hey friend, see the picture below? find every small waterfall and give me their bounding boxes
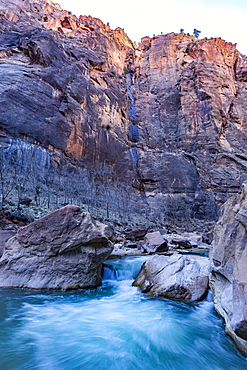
[103,265,133,281]
[205,289,213,302]
[103,256,148,281]
[1,255,247,369]
[103,265,118,280]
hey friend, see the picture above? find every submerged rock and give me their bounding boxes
[0,205,114,289]
[133,253,210,301]
[210,181,247,356]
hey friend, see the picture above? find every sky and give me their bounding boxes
[57,0,247,55]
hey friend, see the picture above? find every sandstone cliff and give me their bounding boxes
[1,0,247,230]
[133,34,247,226]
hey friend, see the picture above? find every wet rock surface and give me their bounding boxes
[0,205,114,289]
[133,253,210,301]
[210,181,247,356]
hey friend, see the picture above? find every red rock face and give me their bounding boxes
[134,34,240,153]
[1,0,247,229]
[132,34,247,222]
[0,0,134,173]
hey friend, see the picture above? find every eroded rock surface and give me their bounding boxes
[1,0,247,229]
[133,34,247,226]
[210,181,247,356]
[0,205,114,289]
[133,253,210,301]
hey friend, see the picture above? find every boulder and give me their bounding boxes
[144,231,168,253]
[111,240,147,257]
[124,227,147,240]
[133,253,210,301]
[170,238,192,249]
[209,181,247,356]
[0,205,114,289]
[163,232,210,253]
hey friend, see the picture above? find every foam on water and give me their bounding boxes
[0,256,246,370]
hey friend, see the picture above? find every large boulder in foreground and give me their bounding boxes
[133,254,210,301]
[210,181,247,356]
[0,205,114,289]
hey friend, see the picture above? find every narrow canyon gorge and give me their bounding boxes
[1,0,247,230]
[1,0,247,364]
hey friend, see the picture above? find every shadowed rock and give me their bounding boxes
[124,227,147,240]
[210,181,247,356]
[0,230,15,257]
[0,205,114,289]
[133,253,210,301]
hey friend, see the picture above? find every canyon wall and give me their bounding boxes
[1,0,247,229]
[210,181,247,356]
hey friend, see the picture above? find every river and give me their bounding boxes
[0,256,246,369]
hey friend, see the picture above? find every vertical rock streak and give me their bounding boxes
[9,139,51,176]
[126,72,136,123]
[126,72,147,202]
[126,72,139,175]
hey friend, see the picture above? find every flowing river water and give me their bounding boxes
[0,256,246,370]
